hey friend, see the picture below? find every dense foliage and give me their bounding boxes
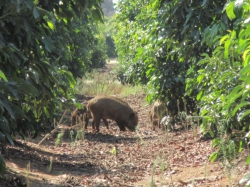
[105,15,118,58]
[0,0,104,175]
[186,1,250,162]
[115,0,226,103]
[114,0,250,164]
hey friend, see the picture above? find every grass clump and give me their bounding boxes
[55,129,64,147]
[26,161,30,187]
[75,69,144,97]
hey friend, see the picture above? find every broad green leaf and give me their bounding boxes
[240,64,250,79]
[184,9,193,26]
[28,70,40,84]
[36,7,54,19]
[65,71,75,88]
[0,155,6,177]
[8,43,28,61]
[197,91,203,100]
[63,18,67,24]
[3,132,14,145]
[0,82,18,99]
[209,152,218,163]
[186,66,194,75]
[244,74,250,84]
[24,0,33,9]
[74,29,80,33]
[211,138,220,147]
[246,25,250,35]
[211,24,218,38]
[209,128,215,138]
[227,88,245,108]
[33,7,40,19]
[232,101,250,116]
[229,30,236,41]
[225,2,236,20]
[181,25,189,36]
[213,45,224,56]
[246,156,250,165]
[197,74,204,84]
[0,97,14,119]
[47,21,54,30]
[201,53,210,58]
[91,8,104,23]
[136,47,144,57]
[0,118,10,133]
[201,0,208,7]
[237,110,250,121]
[19,82,39,96]
[17,0,23,13]
[0,70,7,82]
[0,131,5,143]
[243,49,250,61]
[219,35,229,45]
[239,140,243,152]
[218,70,232,82]
[224,40,231,59]
[243,55,250,67]
[234,0,243,18]
[41,36,55,52]
[11,104,25,118]
[244,17,250,25]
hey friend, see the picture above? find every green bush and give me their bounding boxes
[186,0,250,162]
[114,0,225,110]
[0,0,104,176]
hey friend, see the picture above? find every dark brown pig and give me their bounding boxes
[149,100,167,130]
[87,95,138,132]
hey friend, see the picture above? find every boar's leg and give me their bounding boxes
[84,115,89,130]
[93,117,101,133]
[89,118,108,132]
[116,119,126,131]
[91,119,96,131]
[102,118,109,129]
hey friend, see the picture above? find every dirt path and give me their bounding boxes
[1,94,248,187]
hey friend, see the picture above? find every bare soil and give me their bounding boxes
[0,61,249,187]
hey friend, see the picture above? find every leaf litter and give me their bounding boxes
[1,94,249,187]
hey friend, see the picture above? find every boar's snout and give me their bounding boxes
[128,126,136,131]
[127,112,138,131]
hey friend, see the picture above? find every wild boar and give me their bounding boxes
[71,102,109,130]
[149,100,167,130]
[87,95,138,132]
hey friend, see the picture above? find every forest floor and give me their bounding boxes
[0,60,249,187]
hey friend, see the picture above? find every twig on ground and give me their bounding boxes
[178,176,218,185]
[38,109,67,145]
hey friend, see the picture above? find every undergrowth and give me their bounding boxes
[75,69,143,97]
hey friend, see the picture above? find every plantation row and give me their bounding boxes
[113,0,250,170]
[0,0,108,175]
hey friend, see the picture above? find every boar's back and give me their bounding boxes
[88,95,137,123]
